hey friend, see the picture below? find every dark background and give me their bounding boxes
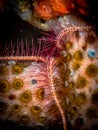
[0,0,98,44]
[0,10,40,43]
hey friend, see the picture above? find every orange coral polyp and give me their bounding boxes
[34,0,70,20]
[50,0,68,14]
[34,0,90,20]
[34,1,53,20]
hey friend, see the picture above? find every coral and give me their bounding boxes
[65,41,73,49]
[72,62,80,71]
[11,104,21,113]
[87,50,96,59]
[16,0,30,8]
[85,64,98,77]
[34,0,54,20]
[85,106,97,119]
[37,116,47,123]
[65,53,72,62]
[0,79,10,93]
[74,50,83,61]
[82,44,87,50]
[91,89,98,105]
[19,114,30,124]
[30,105,42,114]
[12,65,23,74]
[66,69,71,77]
[31,79,37,85]
[12,78,23,90]
[76,76,87,89]
[0,13,97,130]
[36,88,45,100]
[67,92,76,101]
[20,90,32,103]
[75,92,87,106]
[68,82,75,89]
[0,66,8,76]
[8,94,16,100]
[34,0,74,20]
[68,106,78,118]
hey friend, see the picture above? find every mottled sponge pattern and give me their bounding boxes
[60,28,98,130]
[0,57,64,129]
[0,24,98,130]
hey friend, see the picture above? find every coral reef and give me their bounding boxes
[0,11,98,130]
